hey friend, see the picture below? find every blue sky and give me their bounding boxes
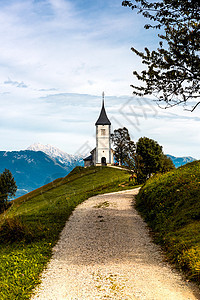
[0,0,199,159]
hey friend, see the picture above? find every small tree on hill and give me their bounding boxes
[112,127,175,183]
[160,154,175,173]
[136,137,163,182]
[136,138,175,182]
[0,169,17,211]
[111,127,136,165]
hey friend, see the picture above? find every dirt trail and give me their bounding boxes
[32,188,200,300]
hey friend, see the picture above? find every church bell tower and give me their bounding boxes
[95,92,111,166]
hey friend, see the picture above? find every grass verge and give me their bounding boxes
[136,160,200,284]
[0,166,138,299]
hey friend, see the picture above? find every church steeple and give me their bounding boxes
[95,92,111,126]
[84,92,114,167]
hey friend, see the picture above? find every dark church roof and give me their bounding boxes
[95,100,111,126]
[83,154,93,161]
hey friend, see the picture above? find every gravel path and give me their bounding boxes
[32,188,200,300]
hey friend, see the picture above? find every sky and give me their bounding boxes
[0,0,199,159]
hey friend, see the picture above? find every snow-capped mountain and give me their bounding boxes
[27,143,84,168]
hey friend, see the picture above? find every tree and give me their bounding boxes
[122,0,200,111]
[135,139,175,182]
[111,127,136,165]
[160,154,175,173]
[0,169,17,211]
[112,128,174,183]
[136,137,163,181]
[131,153,147,183]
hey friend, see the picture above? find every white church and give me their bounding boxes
[84,93,114,167]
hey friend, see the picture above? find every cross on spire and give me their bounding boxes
[102,91,105,104]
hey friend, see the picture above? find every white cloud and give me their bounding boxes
[4,78,28,88]
[0,91,199,158]
[0,0,146,95]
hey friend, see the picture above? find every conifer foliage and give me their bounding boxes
[122,0,200,111]
[0,169,17,211]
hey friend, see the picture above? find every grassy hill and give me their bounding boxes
[136,160,200,284]
[0,166,135,300]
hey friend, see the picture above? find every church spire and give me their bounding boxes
[102,91,105,104]
[95,92,111,125]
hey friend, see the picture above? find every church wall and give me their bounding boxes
[84,160,92,168]
[111,149,115,165]
[91,148,96,165]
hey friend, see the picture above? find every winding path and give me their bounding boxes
[32,188,200,300]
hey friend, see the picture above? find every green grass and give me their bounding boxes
[0,166,137,299]
[136,160,200,284]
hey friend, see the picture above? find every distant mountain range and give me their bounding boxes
[166,154,196,168]
[0,143,196,199]
[0,144,84,198]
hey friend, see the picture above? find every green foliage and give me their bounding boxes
[136,137,174,182]
[136,137,163,177]
[112,129,174,183]
[122,0,200,111]
[160,154,175,173]
[0,166,137,299]
[136,160,200,282]
[111,127,136,165]
[0,169,17,212]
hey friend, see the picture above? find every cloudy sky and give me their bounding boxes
[0,0,199,159]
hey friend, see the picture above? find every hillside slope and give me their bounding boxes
[0,166,134,300]
[136,160,200,283]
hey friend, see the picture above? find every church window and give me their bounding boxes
[101,129,106,136]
